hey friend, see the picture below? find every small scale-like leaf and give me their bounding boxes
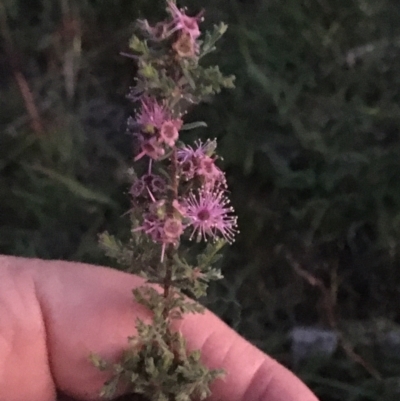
[182,67,196,90]
[89,353,108,370]
[129,35,149,54]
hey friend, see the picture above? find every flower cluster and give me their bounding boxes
[131,138,237,260]
[127,1,238,262]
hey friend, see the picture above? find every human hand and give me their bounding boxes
[0,255,318,401]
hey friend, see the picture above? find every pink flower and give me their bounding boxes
[163,217,184,240]
[159,119,183,147]
[130,173,166,199]
[197,155,225,188]
[180,158,196,180]
[184,189,238,243]
[167,2,203,40]
[177,139,226,189]
[138,3,203,44]
[161,217,184,261]
[143,173,167,194]
[177,139,217,162]
[136,96,169,133]
[177,143,196,166]
[172,32,200,58]
[134,97,184,158]
[134,136,165,161]
[134,213,164,243]
[135,213,185,262]
[130,179,145,198]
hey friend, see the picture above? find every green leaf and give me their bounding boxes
[98,232,133,267]
[181,66,196,90]
[201,22,229,58]
[181,121,208,131]
[197,240,226,269]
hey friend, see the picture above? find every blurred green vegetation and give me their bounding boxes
[3,0,400,399]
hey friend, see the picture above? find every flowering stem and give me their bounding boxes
[93,3,237,399]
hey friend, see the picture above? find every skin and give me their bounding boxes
[0,255,319,401]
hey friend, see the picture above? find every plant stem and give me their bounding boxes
[162,249,173,321]
[287,252,382,381]
[162,148,179,321]
[170,147,179,200]
[0,2,44,135]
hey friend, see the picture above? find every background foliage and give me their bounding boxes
[2,0,400,399]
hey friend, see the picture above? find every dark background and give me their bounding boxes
[2,0,400,399]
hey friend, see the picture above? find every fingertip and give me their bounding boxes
[177,310,319,401]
